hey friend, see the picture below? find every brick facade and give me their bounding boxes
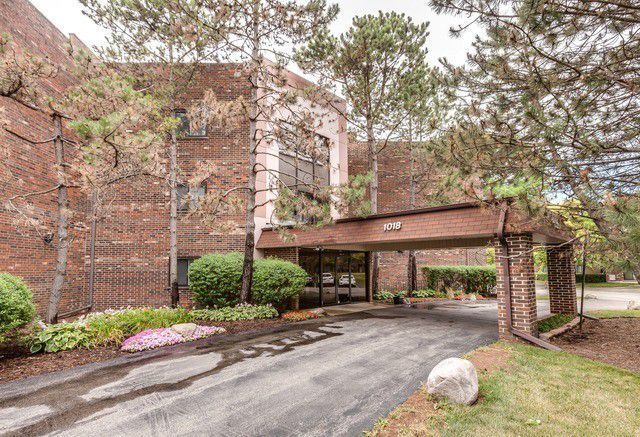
[547,245,578,315]
[0,0,345,313]
[349,140,487,291]
[494,234,537,338]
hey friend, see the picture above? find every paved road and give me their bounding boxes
[0,303,498,437]
[537,283,640,317]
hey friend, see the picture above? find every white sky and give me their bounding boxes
[31,0,477,69]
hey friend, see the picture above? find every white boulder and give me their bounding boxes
[627,301,640,310]
[426,357,478,405]
[171,323,198,337]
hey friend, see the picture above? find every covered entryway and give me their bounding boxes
[257,201,577,340]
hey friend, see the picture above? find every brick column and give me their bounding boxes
[547,244,577,315]
[494,234,538,338]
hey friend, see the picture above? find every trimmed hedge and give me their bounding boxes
[188,253,306,309]
[0,273,36,341]
[536,273,607,283]
[422,266,497,297]
[189,253,244,308]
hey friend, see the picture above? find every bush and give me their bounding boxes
[189,253,244,308]
[0,273,36,341]
[29,307,193,353]
[411,289,445,299]
[374,290,395,301]
[422,266,497,297]
[30,322,92,353]
[252,258,307,309]
[536,273,548,281]
[188,253,306,309]
[190,304,278,322]
[82,307,193,346]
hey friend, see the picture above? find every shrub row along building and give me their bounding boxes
[2,0,578,339]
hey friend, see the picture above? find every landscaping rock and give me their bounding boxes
[171,323,197,337]
[426,357,478,405]
[627,301,640,310]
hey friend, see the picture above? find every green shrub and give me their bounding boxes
[422,266,497,297]
[576,273,607,283]
[188,253,306,308]
[0,273,36,341]
[538,314,574,333]
[252,258,307,309]
[84,307,192,346]
[190,304,278,322]
[30,322,92,353]
[374,290,395,301]
[536,273,548,281]
[189,253,244,308]
[411,289,445,298]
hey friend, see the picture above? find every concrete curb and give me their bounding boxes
[539,316,581,341]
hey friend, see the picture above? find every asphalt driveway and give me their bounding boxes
[0,302,498,437]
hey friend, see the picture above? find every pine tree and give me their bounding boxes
[297,12,431,294]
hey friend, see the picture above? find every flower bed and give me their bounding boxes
[121,325,226,352]
[281,310,320,322]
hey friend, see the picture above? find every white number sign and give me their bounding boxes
[383,221,402,232]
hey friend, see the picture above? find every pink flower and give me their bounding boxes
[121,326,226,352]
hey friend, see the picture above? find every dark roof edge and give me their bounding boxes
[260,201,494,231]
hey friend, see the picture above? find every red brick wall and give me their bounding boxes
[494,234,537,338]
[547,244,577,315]
[348,140,488,291]
[0,0,89,315]
[91,64,252,310]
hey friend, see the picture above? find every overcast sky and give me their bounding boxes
[31,0,477,69]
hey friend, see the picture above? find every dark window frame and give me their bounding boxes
[175,109,208,138]
[177,257,198,287]
[177,182,207,212]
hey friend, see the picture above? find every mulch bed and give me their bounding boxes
[0,317,292,385]
[553,318,640,373]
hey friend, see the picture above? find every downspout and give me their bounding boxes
[496,202,561,351]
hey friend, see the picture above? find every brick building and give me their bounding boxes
[0,0,348,314]
[348,141,488,291]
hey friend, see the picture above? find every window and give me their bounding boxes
[177,183,206,211]
[177,258,195,287]
[278,133,330,193]
[175,110,207,137]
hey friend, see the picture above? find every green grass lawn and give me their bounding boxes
[585,282,640,288]
[588,309,640,319]
[537,314,574,333]
[369,342,640,436]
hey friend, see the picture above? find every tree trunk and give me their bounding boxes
[169,126,179,306]
[168,50,179,307]
[407,135,417,293]
[46,114,70,323]
[240,1,260,304]
[368,129,380,296]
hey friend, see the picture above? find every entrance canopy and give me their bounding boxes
[257,202,570,252]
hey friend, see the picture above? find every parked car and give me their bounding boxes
[339,274,357,287]
[322,272,334,285]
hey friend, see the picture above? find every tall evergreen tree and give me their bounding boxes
[297,12,431,294]
[429,0,640,281]
[80,0,228,304]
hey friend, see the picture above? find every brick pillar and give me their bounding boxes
[547,244,577,315]
[494,234,538,338]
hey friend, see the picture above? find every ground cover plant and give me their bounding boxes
[587,310,640,319]
[367,342,640,436]
[120,326,226,352]
[0,273,36,342]
[190,304,278,322]
[422,266,496,297]
[537,314,575,333]
[281,310,320,322]
[29,305,279,354]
